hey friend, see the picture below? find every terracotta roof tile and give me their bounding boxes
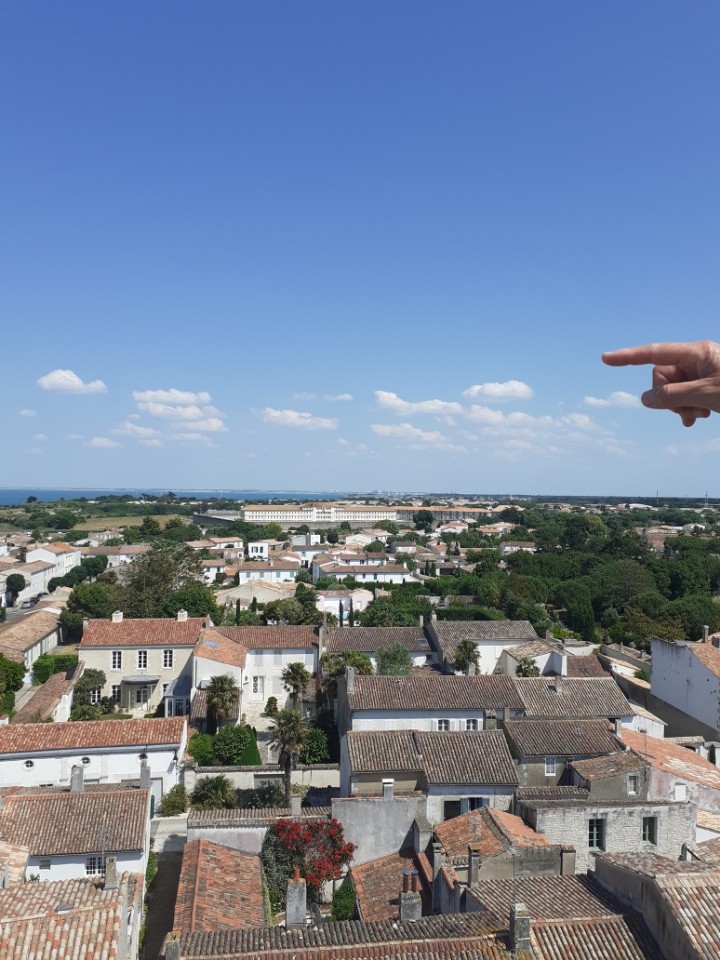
[195,628,247,668]
[187,807,332,829]
[503,719,622,758]
[0,716,186,755]
[434,808,551,861]
[351,848,430,921]
[348,675,523,712]
[10,669,77,724]
[514,677,631,719]
[570,751,648,781]
[531,914,660,960]
[564,655,608,678]
[0,840,30,886]
[0,789,150,856]
[689,640,720,679]
[469,874,626,925]
[174,840,264,932]
[0,611,61,655]
[621,728,720,788]
[80,617,206,648]
[324,627,431,655]
[217,626,318,649]
[428,620,539,661]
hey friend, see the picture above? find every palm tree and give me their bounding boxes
[454,638,479,675]
[281,662,311,710]
[206,674,240,734]
[269,709,309,805]
[189,775,237,810]
[515,656,540,677]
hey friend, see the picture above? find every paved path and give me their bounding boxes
[141,850,183,960]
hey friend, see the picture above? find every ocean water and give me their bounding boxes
[0,489,350,507]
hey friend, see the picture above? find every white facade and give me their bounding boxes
[651,638,720,736]
[349,707,522,733]
[315,589,374,622]
[243,646,316,726]
[26,544,81,579]
[235,562,299,585]
[28,846,147,884]
[426,784,514,822]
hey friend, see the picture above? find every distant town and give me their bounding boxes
[0,490,718,960]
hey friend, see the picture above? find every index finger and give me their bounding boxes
[602,342,704,367]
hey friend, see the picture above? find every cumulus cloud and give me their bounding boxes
[172,432,219,447]
[463,380,533,401]
[32,433,47,441]
[169,417,227,433]
[260,408,338,430]
[87,437,121,448]
[375,390,462,416]
[19,409,37,417]
[337,438,351,446]
[132,388,212,405]
[37,369,107,394]
[584,391,642,408]
[372,422,451,444]
[113,421,162,439]
[324,393,353,402]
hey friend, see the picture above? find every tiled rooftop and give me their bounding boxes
[689,640,720,680]
[10,669,76,724]
[428,620,539,661]
[622,727,720,789]
[564,655,608,678]
[187,806,331,828]
[346,730,518,786]
[434,807,551,861]
[0,872,143,960]
[216,625,318,649]
[515,786,590,801]
[0,716,186,755]
[514,677,631,719]
[469,874,624,925]
[0,840,30,886]
[0,789,149,856]
[570,751,648,781]
[174,840,264,932]
[0,611,61,655]
[503,719,622,758]
[348,675,523,712]
[531,914,660,960]
[323,626,431,655]
[350,848,431,921]
[194,628,247,668]
[80,616,206,648]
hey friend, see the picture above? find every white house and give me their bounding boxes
[0,609,62,677]
[311,560,419,586]
[314,588,375,623]
[0,785,151,883]
[79,544,151,569]
[26,541,81,579]
[201,558,226,584]
[650,636,720,738]
[426,619,540,675]
[323,625,434,671]
[1,560,55,605]
[234,560,300,585]
[0,716,187,805]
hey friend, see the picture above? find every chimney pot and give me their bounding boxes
[346,665,356,695]
[70,764,84,793]
[104,856,118,891]
[411,870,419,893]
[510,902,532,953]
[703,624,710,643]
[382,778,394,801]
[176,609,188,622]
[402,869,410,893]
[111,610,123,623]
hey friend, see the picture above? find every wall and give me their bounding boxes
[651,638,720,736]
[573,767,651,803]
[347,708,495,733]
[426,784,514,823]
[332,792,426,865]
[520,800,695,874]
[242,647,316,726]
[182,762,339,795]
[27,849,146,883]
[80,644,195,714]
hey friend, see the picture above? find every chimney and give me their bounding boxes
[467,845,480,887]
[431,611,437,622]
[290,795,302,818]
[419,615,424,628]
[318,624,325,657]
[614,718,623,736]
[140,759,151,790]
[111,610,123,623]
[431,841,443,880]
[70,764,84,793]
[382,778,394,801]
[164,933,181,960]
[286,867,307,928]
[104,855,118,891]
[176,609,188,622]
[510,902,532,953]
[703,624,710,644]
[82,617,89,632]
[399,869,422,921]
[346,665,356,695]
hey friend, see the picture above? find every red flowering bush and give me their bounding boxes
[261,817,355,908]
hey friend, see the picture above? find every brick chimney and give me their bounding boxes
[467,845,480,887]
[140,759,151,790]
[346,665,356,695]
[286,867,306,928]
[510,902,531,953]
[176,609,188,622]
[70,764,84,793]
[111,610,123,623]
[399,869,422,921]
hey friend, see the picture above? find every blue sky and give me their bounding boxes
[3,2,719,496]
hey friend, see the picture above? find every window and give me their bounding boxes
[628,774,638,796]
[588,818,605,851]
[252,676,264,697]
[85,855,106,876]
[163,649,173,669]
[135,686,148,706]
[162,683,169,695]
[466,719,478,731]
[544,756,557,777]
[38,858,51,871]
[674,782,688,802]
[111,685,121,704]
[642,816,657,845]
[89,689,101,705]
[469,797,488,810]
[111,650,122,670]
[137,650,148,670]
[437,719,450,731]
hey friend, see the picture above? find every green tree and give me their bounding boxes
[331,878,356,921]
[376,643,412,676]
[269,709,309,804]
[300,726,330,764]
[212,724,252,765]
[72,668,106,712]
[515,656,540,677]
[0,654,25,713]
[158,784,188,815]
[264,598,305,625]
[5,574,26,605]
[320,651,373,702]
[206,674,240,735]
[190,775,237,810]
[454,638,479,674]
[187,732,215,766]
[123,543,208,619]
[281,662,311,709]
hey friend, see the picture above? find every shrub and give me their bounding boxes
[187,732,215,766]
[265,696,279,717]
[240,783,286,808]
[213,725,252,765]
[32,653,79,685]
[331,878,356,921]
[190,775,237,810]
[158,784,188,816]
[300,727,329,765]
[634,668,650,683]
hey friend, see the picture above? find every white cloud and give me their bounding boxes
[293,392,317,401]
[371,422,450,444]
[19,409,37,417]
[172,432,219,447]
[324,393,353,402]
[463,380,533,401]
[584,391,642,408]
[132,388,211,405]
[66,433,83,441]
[375,390,462,416]
[141,438,164,448]
[170,417,227,433]
[32,433,47,441]
[87,437,121,448]
[113,420,162,439]
[37,369,107,394]
[337,438,351,446]
[260,408,338,430]
[136,401,222,421]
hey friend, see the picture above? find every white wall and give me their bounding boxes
[651,639,720,735]
[28,848,146,883]
[243,647,316,724]
[426,784,514,822]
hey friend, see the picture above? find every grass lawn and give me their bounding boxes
[73,514,185,531]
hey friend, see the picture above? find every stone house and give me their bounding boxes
[426,619,540,674]
[569,751,652,802]
[517,795,696,874]
[502,718,623,787]
[323,625,435,671]
[0,609,62,677]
